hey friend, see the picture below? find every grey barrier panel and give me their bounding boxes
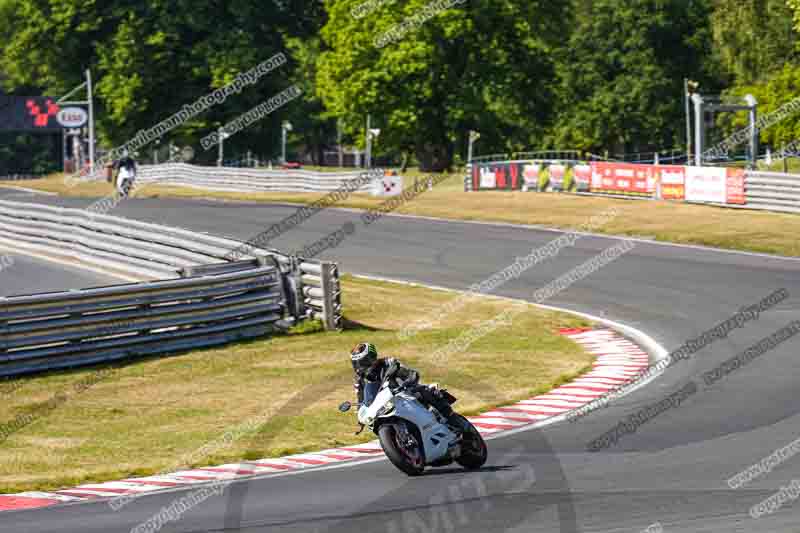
[745,171,800,214]
[0,200,345,377]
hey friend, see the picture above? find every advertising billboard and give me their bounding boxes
[0,96,67,131]
[573,164,591,192]
[684,166,746,205]
[590,162,656,197]
[548,164,566,191]
[656,165,686,201]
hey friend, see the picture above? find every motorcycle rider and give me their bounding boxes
[113,151,137,197]
[350,342,457,423]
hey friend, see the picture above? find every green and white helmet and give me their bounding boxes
[351,342,378,373]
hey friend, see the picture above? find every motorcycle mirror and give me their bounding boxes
[338,401,352,412]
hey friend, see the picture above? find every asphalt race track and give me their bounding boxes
[0,252,118,296]
[2,189,800,533]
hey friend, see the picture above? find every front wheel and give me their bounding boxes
[452,414,488,470]
[378,422,426,476]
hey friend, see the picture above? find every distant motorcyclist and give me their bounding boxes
[350,342,457,422]
[113,152,137,196]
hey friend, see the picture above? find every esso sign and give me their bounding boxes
[56,107,88,128]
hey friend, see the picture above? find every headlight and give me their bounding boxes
[376,397,395,417]
[358,405,373,426]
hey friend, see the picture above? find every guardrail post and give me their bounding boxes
[320,261,342,331]
[289,271,304,321]
[0,323,5,357]
[286,256,305,321]
[260,254,291,320]
[0,295,5,350]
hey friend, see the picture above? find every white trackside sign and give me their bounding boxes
[56,107,88,128]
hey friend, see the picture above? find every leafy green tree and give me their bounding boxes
[0,0,322,163]
[285,36,338,165]
[722,64,800,150]
[711,0,797,85]
[787,0,800,35]
[6,0,793,169]
[317,0,568,171]
[0,132,61,175]
[713,1,800,152]
[548,0,716,154]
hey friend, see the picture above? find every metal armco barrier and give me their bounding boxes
[470,150,583,165]
[0,200,344,377]
[0,268,282,377]
[136,162,379,194]
[0,174,41,181]
[744,171,800,214]
[0,198,268,280]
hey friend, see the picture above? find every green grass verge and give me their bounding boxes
[0,275,593,494]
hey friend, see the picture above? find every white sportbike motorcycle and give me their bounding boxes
[115,166,135,195]
[339,379,487,476]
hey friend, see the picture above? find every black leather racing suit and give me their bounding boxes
[354,358,453,418]
[114,156,137,173]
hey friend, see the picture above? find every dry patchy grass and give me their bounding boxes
[0,275,592,493]
[6,171,799,257]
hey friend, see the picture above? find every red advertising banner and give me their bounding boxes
[573,164,591,192]
[494,164,509,189]
[655,165,686,201]
[590,162,655,197]
[726,168,746,205]
[508,163,520,189]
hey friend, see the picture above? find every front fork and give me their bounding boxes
[394,422,417,448]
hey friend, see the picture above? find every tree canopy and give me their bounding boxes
[1,0,798,171]
[547,0,716,153]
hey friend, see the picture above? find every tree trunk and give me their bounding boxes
[415,140,453,172]
[314,139,325,167]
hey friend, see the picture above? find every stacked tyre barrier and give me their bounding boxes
[0,199,343,377]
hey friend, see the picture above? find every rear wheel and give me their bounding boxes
[378,421,426,476]
[452,414,488,469]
